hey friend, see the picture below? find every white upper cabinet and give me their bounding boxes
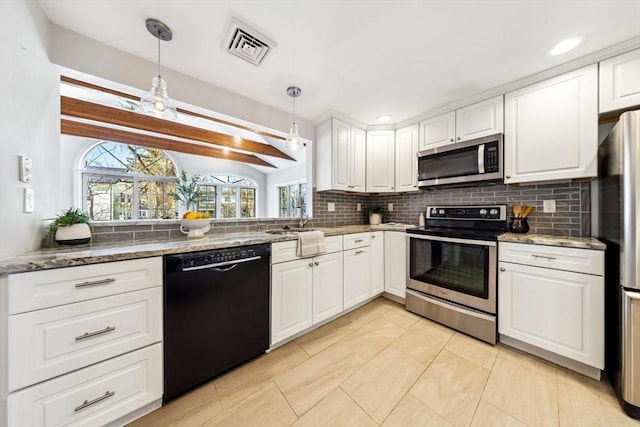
[504,65,598,184]
[599,48,640,113]
[455,95,504,142]
[316,118,366,192]
[395,124,419,192]
[419,96,504,151]
[366,130,396,193]
[419,111,455,150]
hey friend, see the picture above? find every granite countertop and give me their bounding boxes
[0,223,415,275]
[498,233,606,250]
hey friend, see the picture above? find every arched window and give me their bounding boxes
[81,142,178,221]
[197,175,257,219]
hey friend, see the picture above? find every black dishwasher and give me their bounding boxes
[163,243,270,402]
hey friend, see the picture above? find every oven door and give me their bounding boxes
[407,234,496,314]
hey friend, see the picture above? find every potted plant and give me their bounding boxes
[171,171,202,215]
[363,205,388,225]
[50,208,92,245]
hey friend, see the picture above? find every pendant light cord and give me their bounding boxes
[157,32,161,78]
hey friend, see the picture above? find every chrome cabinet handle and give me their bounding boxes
[449,138,454,142]
[355,250,365,254]
[500,267,506,272]
[75,278,115,288]
[314,261,319,266]
[75,326,116,341]
[354,239,363,243]
[75,391,115,412]
[308,262,313,267]
[457,136,461,140]
[532,254,557,261]
[371,235,375,239]
[506,175,511,179]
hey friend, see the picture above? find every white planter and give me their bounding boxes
[369,213,382,225]
[55,223,91,245]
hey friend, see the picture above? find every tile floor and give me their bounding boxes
[130,297,640,427]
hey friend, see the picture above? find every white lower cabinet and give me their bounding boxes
[344,246,372,310]
[384,231,407,299]
[8,344,162,427]
[312,252,344,324]
[271,258,314,345]
[498,242,604,374]
[370,232,384,295]
[271,237,344,346]
[4,257,164,427]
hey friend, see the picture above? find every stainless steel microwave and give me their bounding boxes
[417,134,503,188]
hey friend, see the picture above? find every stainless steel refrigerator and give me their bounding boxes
[597,109,640,419]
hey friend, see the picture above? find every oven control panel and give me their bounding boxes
[426,205,506,221]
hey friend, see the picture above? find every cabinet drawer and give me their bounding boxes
[343,232,371,250]
[498,242,603,275]
[8,343,162,427]
[8,257,162,314]
[271,236,343,264]
[8,287,162,391]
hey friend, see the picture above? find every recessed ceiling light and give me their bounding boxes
[376,115,392,123]
[548,36,585,56]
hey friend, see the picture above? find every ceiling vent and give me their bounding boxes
[223,18,277,67]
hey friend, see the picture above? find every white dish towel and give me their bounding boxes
[296,230,327,257]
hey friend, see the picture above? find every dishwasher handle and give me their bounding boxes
[181,255,262,272]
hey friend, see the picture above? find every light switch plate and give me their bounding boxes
[19,155,32,183]
[388,203,394,212]
[356,203,361,211]
[543,200,556,213]
[328,202,335,212]
[24,188,34,213]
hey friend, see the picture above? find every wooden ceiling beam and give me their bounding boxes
[61,96,295,161]
[60,76,287,142]
[61,119,277,168]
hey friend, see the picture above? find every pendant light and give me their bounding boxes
[285,86,303,151]
[140,18,177,120]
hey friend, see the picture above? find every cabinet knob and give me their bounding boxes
[457,136,461,140]
[449,138,454,142]
[390,187,394,189]
[500,267,506,272]
[308,262,313,267]
[314,261,319,266]
[505,175,511,179]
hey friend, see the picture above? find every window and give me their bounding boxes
[197,175,257,219]
[278,183,307,218]
[81,142,178,221]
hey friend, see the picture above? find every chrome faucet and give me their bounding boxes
[298,213,308,229]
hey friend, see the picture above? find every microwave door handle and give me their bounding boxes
[478,144,485,174]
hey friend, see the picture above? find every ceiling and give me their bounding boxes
[39,0,640,125]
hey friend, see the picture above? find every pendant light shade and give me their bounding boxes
[285,86,303,151]
[140,19,177,120]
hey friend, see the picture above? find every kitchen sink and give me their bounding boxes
[265,228,317,234]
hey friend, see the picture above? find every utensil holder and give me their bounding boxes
[509,217,529,233]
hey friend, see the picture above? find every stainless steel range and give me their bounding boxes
[405,205,507,344]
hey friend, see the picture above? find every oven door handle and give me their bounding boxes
[407,233,496,247]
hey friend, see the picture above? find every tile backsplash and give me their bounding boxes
[89,181,590,244]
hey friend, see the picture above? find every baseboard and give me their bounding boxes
[499,335,602,380]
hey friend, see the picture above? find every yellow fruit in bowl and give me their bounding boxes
[202,212,211,219]
[182,211,191,219]
[186,212,198,219]
[195,213,203,219]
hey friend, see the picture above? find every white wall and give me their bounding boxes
[0,1,60,260]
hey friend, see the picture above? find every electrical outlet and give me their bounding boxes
[543,200,556,213]
[388,203,394,212]
[356,203,361,211]
[24,188,34,213]
[328,202,335,212]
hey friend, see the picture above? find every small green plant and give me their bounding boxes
[53,208,91,227]
[172,171,202,212]
[363,205,389,219]
[41,208,92,248]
